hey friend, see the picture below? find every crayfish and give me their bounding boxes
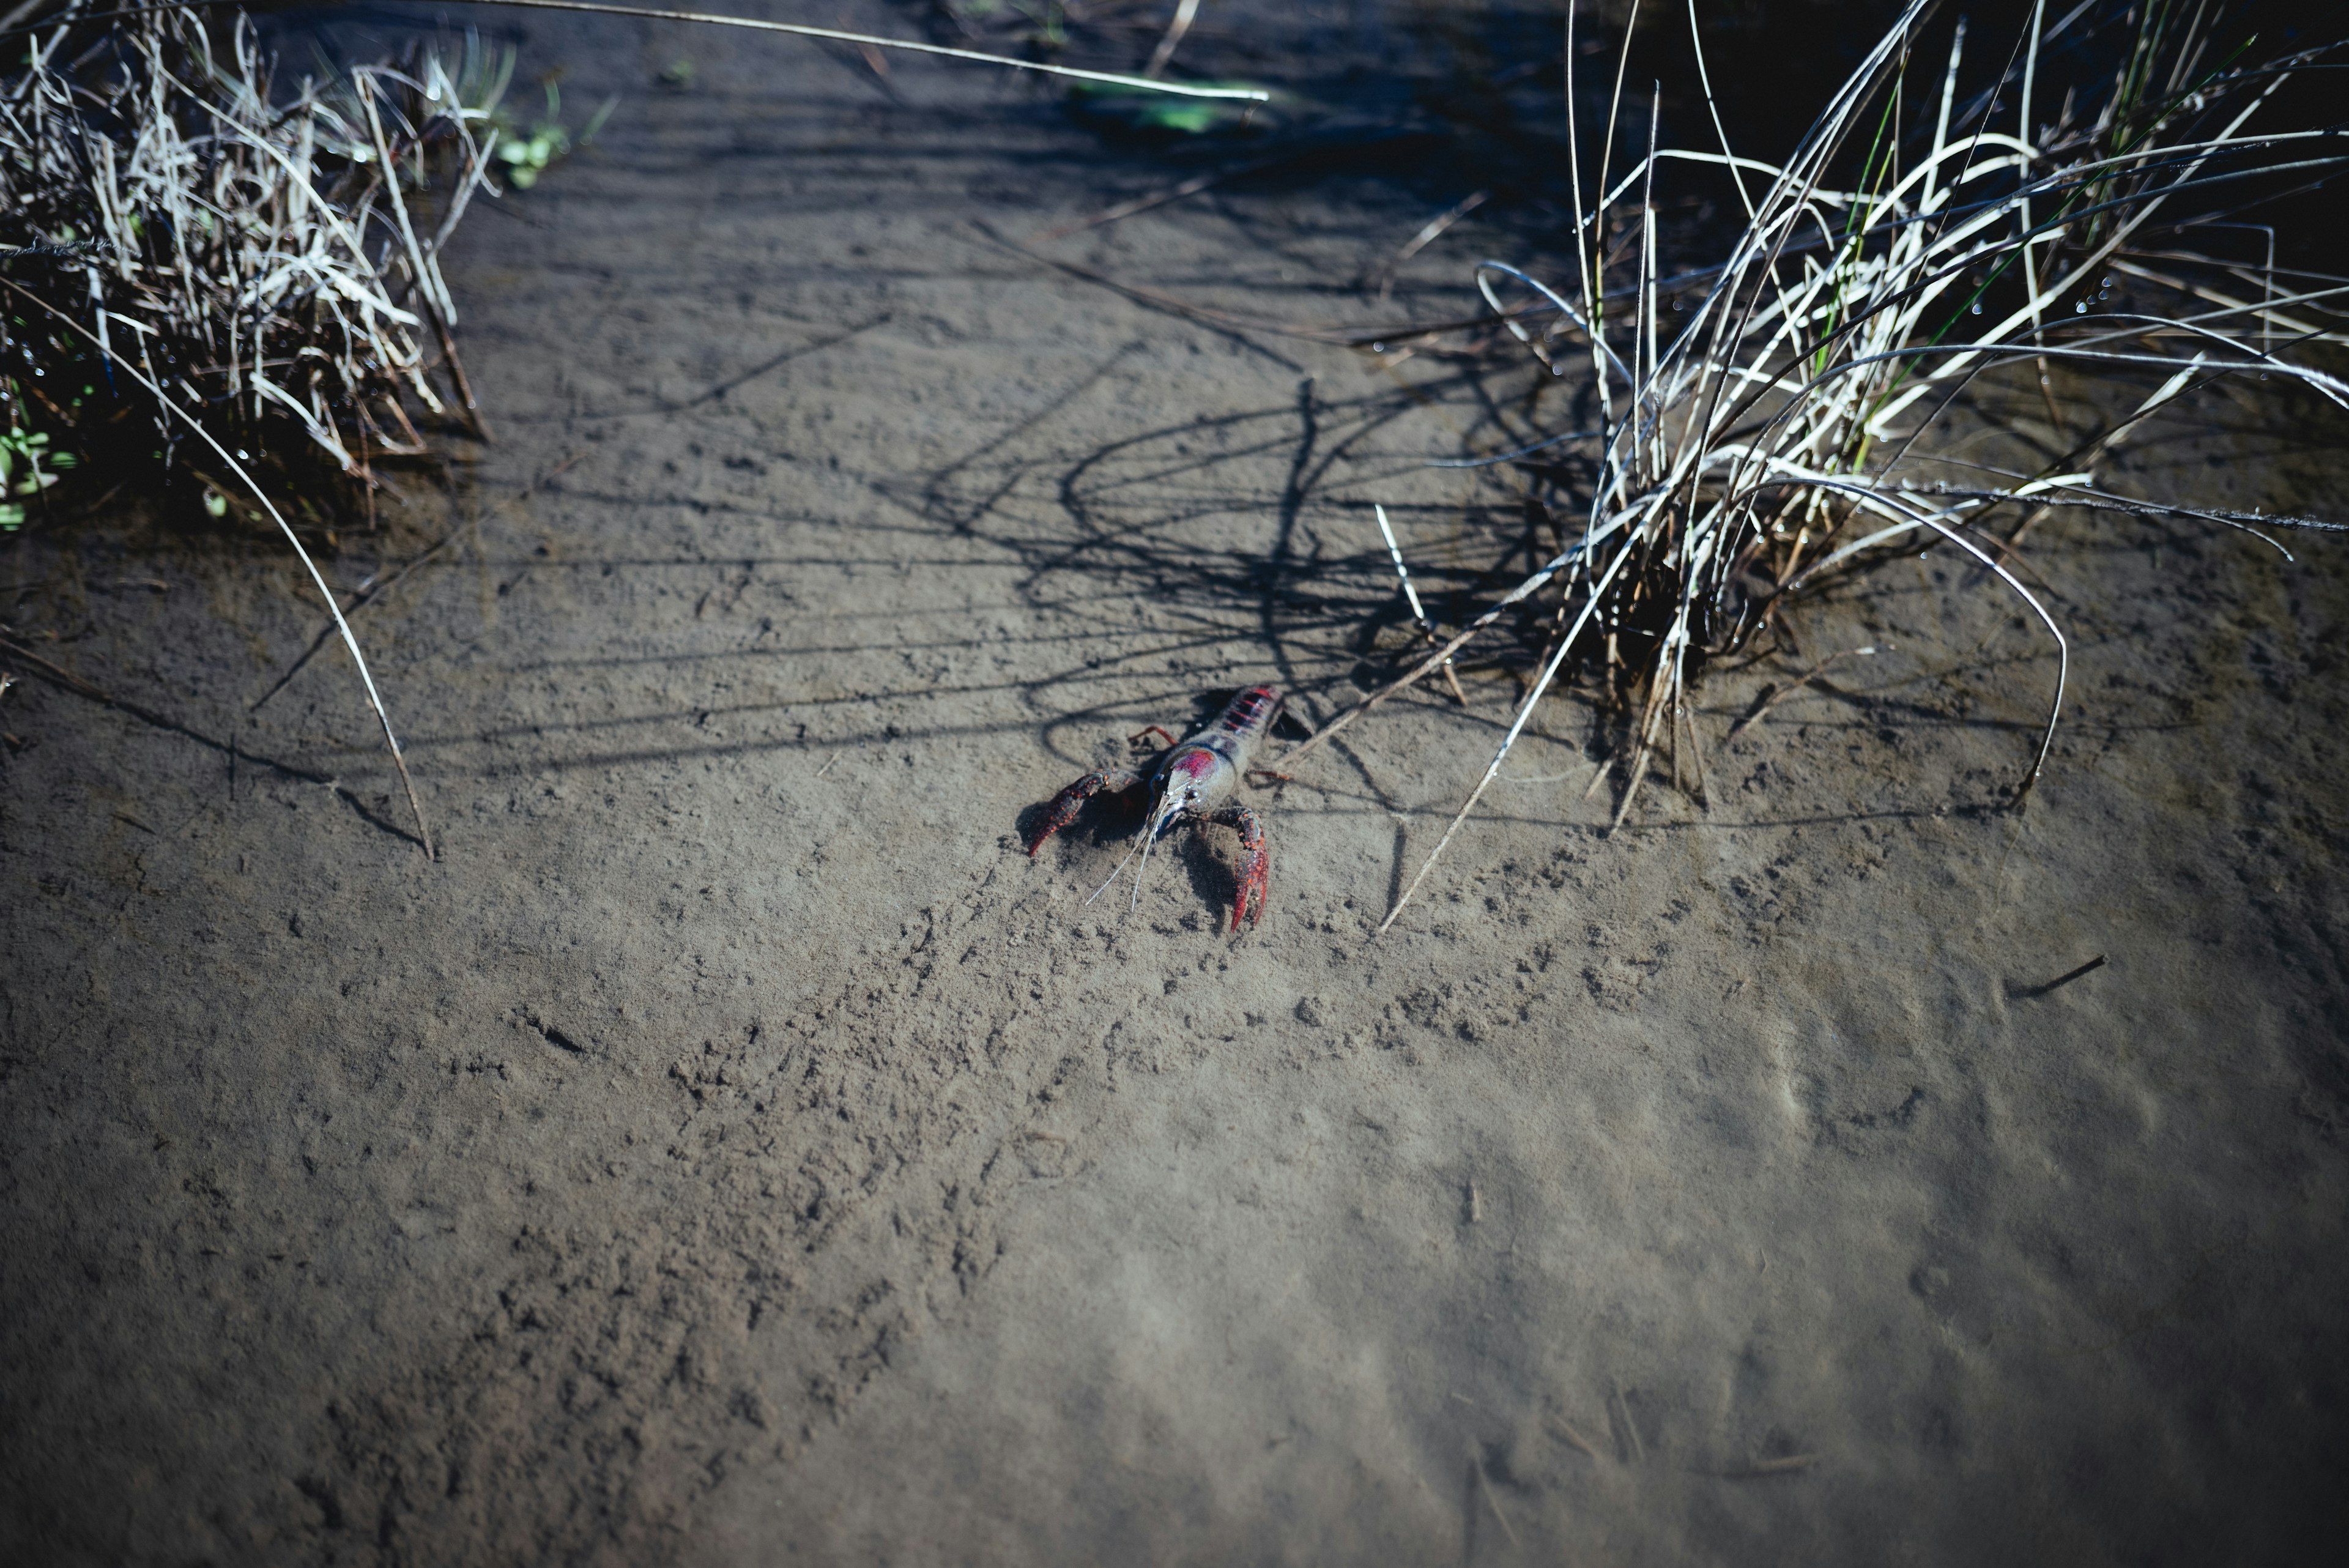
[1023,685,1285,933]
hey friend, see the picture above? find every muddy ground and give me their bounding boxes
[4,3,2346,1563]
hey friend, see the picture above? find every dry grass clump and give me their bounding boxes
[0,4,510,532]
[1290,0,2349,927]
[0,0,1252,535]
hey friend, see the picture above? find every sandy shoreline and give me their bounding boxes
[4,4,2346,1562]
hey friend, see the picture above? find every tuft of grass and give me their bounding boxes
[0,8,513,519]
[1285,0,2349,929]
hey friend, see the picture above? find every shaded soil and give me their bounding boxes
[4,3,2346,1563]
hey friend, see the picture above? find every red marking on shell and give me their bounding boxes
[1168,750,1219,788]
[1217,685,1281,737]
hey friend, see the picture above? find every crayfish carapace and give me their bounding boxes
[1023,685,1285,933]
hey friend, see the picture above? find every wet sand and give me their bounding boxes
[4,4,2345,1562]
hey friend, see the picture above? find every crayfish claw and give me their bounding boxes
[1231,863,1269,933]
[1023,768,1142,856]
[1205,801,1269,935]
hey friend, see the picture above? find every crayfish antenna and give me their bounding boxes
[1129,787,1190,913]
[1085,834,1144,906]
[1085,821,1148,905]
[1084,782,1171,908]
[1130,803,1163,913]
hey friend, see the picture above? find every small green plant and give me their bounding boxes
[487,70,617,190]
[1066,78,1264,136]
[0,421,75,530]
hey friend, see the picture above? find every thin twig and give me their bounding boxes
[1030,150,1291,243]
[1143,0,1201,80]
[251,448,582,712]
[1546,1418,1606,1463]
[1369,190,1490,303]
[1471,1452,1520,1549]
[249,535,451,713]
[1727,646,1877,743]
